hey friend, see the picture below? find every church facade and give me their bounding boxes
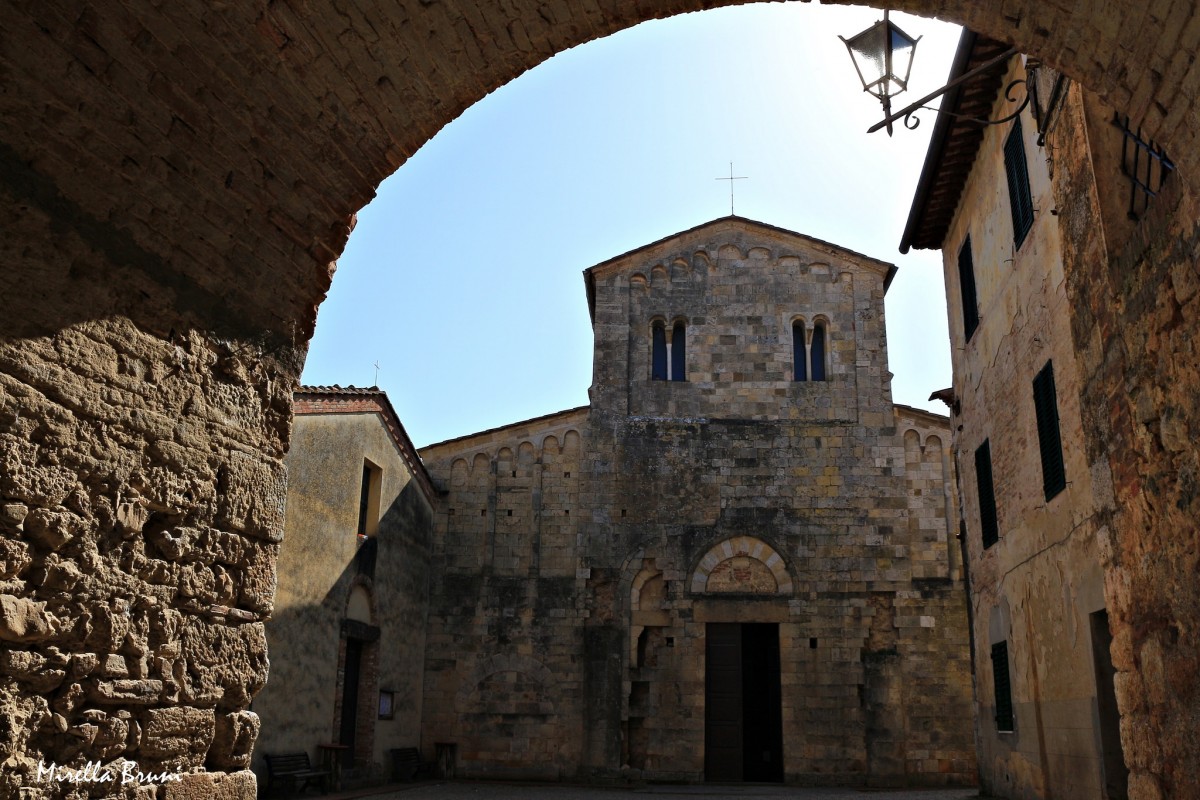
[416,217,976,785]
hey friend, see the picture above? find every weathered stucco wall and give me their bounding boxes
[419,221,975,787]
[254,397,434,786]
[940,60,1120,800]
[937,56,1196,800]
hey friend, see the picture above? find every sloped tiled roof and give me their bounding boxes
[900,31,1017,253]
[294,385,441,501]
[420,405,590,453]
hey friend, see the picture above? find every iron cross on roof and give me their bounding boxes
[716,162,748,215]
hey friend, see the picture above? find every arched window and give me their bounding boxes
[651,322,667,381]
[811,321,827,381]
[792,320,807,382]
[671,321,686,381]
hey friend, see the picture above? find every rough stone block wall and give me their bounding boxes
[0,312,293,797]
[900,411,960,582]
[578,408,976,786]
[420,410,588,780]
[6,2,1200,797]
[590,220,896,423]
[1055,84,1200,800]
[419,222,975,786]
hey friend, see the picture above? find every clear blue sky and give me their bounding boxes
[301,4,963,448]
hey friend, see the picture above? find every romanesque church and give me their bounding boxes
[256,216,976,788]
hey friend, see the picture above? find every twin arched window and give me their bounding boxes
[651,318,828,383]
[652,320,686,381]
[792,319,827,382]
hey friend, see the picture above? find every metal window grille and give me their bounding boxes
[1113,112,1174,221]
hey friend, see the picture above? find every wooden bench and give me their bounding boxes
[264,752,330,795]
[390,747,433,782]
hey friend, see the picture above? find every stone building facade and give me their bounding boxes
[252,388,437,788]
[901,32,1174,800]
[7,5,1200,797]
[417,217,976,786]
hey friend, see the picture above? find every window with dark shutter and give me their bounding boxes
[1032,360,1066,500]
[652,322,667,381]
[671,322,687,381]
[793,321,807,382]
[811,322,826,382]
[975,439,999,548]
[958,236,980,340]
[991,640,1015,731]
[1005,116,1035,248]
[357,462,372,536]
[357,460,381,540]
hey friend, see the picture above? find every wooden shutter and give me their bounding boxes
[975,439,999,548]
[958,236,980,340]
[991,641,1014,731]
[1033,360,1066,500]
[1005,117,1035,247]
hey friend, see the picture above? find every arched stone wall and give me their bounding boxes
[2,2,1199,797]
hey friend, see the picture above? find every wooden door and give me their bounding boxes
[742,623,783,782]
[340,638,363,769]
[705,622,784,782]
[705,623,743,780]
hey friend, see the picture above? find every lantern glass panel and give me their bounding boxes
[846,22,889,90]
[889,26,918,88]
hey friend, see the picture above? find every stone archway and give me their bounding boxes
[2,3,1199,798]
[690,535,794,596]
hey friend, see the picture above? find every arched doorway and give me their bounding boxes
[337,582,381,773]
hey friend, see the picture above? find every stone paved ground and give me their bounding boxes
[363,782,988,800]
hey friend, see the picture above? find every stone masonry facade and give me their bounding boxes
[4,3,1200,798]
[418,218,976,785]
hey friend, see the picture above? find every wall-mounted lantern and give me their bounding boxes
[840,11,920,136]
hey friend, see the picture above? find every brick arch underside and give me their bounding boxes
[1,2,1199,798]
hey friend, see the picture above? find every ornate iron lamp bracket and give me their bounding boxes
[896,78,1030,133]
[866,46,1026,134]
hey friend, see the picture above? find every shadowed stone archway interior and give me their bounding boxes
[2,2,1199,798]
